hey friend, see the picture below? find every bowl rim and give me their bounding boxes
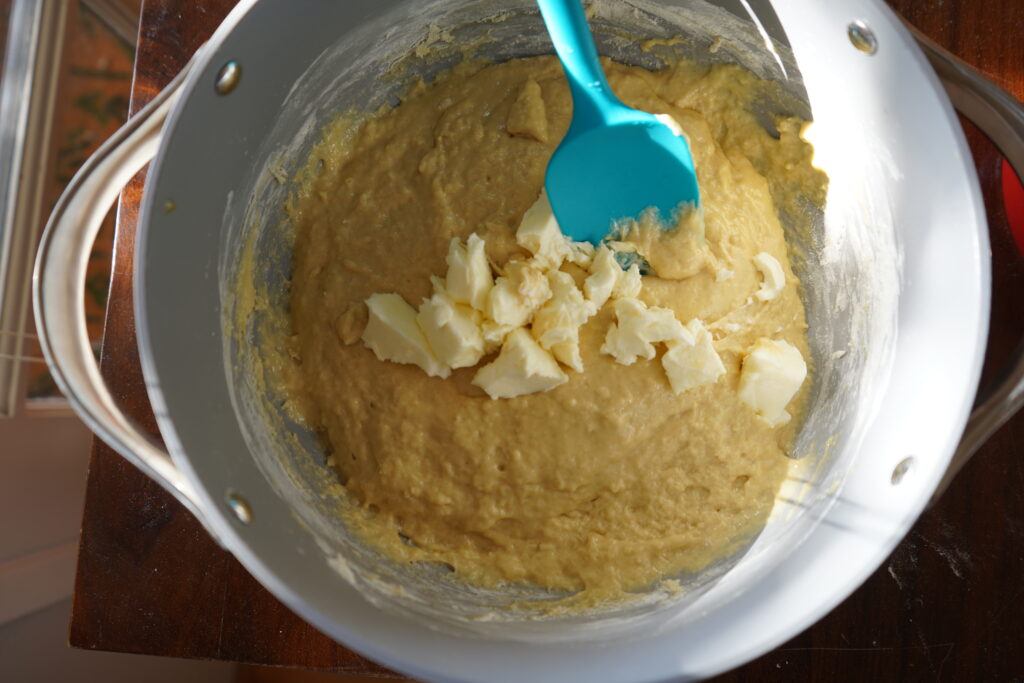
[134,0,990,680]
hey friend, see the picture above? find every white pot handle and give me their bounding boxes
[910,27,1024,501]
[31,54,218,534]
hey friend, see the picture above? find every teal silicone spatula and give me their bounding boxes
[537,0,700,244]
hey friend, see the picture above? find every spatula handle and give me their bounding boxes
[537,0,620,130]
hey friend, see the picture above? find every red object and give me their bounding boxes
[1001,158,1024,256]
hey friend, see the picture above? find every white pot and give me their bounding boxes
[32,1,1024,680]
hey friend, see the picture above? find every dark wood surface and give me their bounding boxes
[69,0,1024,680]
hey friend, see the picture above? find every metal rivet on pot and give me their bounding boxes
[163,199,176,213]
[226,490,252,524]
[891,457,914,485]
[848,21,878,55]
[215,60,241,95]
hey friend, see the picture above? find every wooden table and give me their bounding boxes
[69,1,1024,679]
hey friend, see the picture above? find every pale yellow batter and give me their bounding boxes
[284,55,826,599]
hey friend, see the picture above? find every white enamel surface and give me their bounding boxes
[134,0,988,681]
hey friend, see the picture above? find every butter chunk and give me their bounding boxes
[566,240,596,268]
[601,298,686,365]
[429,274,447,295]
[472,328,567,399]
[753,252,786,301]
[481,320,515,353]
[612,263,643,299]
[506,79,549,143]
[532,271,597,372]
[584,246,619,309]
[737,338,807,427]
[662,319,725,394]
[516,191,571,269]
[446,233,493,311]
[486,278,528,328]
[417,291,485,369]
[363,293,449,378]
[486,259,552,328]
[587,247,643,306]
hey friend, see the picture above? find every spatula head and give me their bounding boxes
[545,117,700,244]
